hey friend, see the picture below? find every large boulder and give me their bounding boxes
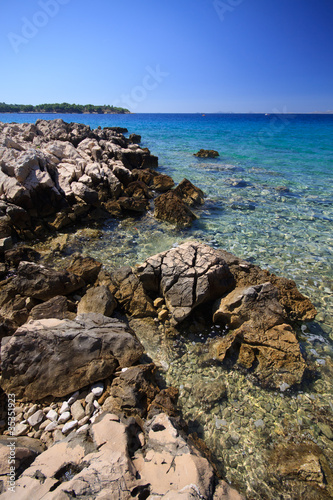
[212,282,306,388]
[10,261,84,301]
[136,241,234,324]
[0,313,144,400]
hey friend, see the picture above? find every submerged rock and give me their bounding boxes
[194,149,219,158]
[154,190,197,227]
[212,283,306,388]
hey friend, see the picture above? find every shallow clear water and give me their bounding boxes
[2,112,333,498]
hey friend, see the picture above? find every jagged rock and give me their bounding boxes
[212,283,306,388]
[215,248,317,322]
[103,364,159,417]
[268,442,333,499]
[129,133,141,144]
[29,295,75,321]
[154,191,197,227]
[66,254,102,284]
[136,241,234,324]
[194,149,219,158]
[0,313,144,400]
[110,266,156,318]
[133,168,175,192]
[4,245,40,266]
[118,196,150,213]
[174,178,205,206]
[9,261,84,301]
[77,285,116,316]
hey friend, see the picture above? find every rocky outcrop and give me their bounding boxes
[136,241,234,324]
[194,149,219,158]
[0,412,231,499]
[77,285,116,316]
[173,178,205,206]
[212,283,306,388]
[0,313,144,400]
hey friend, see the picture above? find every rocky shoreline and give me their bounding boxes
[0,119,331,499]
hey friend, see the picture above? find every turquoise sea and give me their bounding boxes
[1,112,333,498]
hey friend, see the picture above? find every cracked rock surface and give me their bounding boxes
[136,241,235,325]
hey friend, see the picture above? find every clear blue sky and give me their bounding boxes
[0,0,332,112]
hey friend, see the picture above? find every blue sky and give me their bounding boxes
[0,0,332,112]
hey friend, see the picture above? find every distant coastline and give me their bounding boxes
[0,102,130,114]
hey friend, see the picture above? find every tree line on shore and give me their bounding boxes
[0,102,130,114]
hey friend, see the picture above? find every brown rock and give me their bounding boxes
[0,313,144,400]
[67,254,102,284]
[110,266,156,318]
[10,261,84,301]
[29,295,75,321]
[154,190,196,227]
[103,363,159,417]
[194,149,219,158]
[77,285,116,316]
[212,283,306,388]
[174,178,205,206]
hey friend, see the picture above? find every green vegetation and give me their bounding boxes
[0,102,130,114]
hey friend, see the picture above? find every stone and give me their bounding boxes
[45,421,57,432]
[103,363,159,417]
[158,309,169,321]
[62,420,78,434]
[46,409,58,422]
[59,402,70,414]
[70,401,85,421]
[1,313,144,400]
[212,283,306,388]
[110,266,156,318]
[58,411,71,424]
[173,178,205,206]
[154,190,197,227]
[194,149,219,158]
[77,285,116,316]
[10,261,84,301]
[129,133,141,144]
[27,410,44,427]
[136,241,234,324]
[77,424,89,434]
[213,481,245,500]
[29,295,74,321]
[13,423,29,437]
[67,254,102,284]
[91,381,104,397]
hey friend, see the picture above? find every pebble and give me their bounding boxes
[26,404,39,418]
[254,419,265,429]
[76,424,89,434]
[85,392,95,405]
[46,409,58,422]
[14,423,29,437]
[70,401,85,421]
[78,416,90,427]
[67,391,80,405]
[45,421,58,432]
[59,402,70,414]
[230,431,240,444]
[318,422,333,440]
[27,410,44,427]
[58,411,71,424]
[62,420,78,434]
[91,382,104,397]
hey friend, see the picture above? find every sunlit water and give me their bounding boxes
[2,112,333,498]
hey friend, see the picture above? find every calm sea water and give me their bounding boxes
[1,112,333,498]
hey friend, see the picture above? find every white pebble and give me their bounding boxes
[62,420,78,434]
[58,411,71,424]
[91,381,104,397]
[76,424,89,434]
[59,402,70,414]
[46,409,58,422]
[67,391,80,405]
